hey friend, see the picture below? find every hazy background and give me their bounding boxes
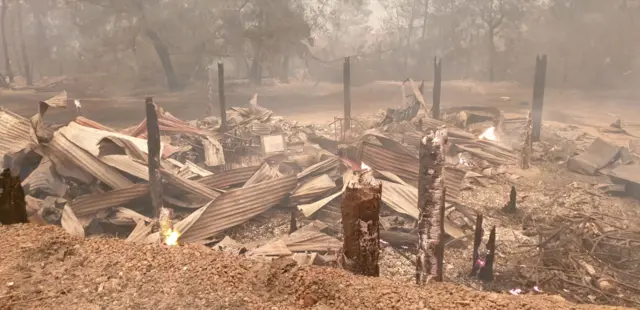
[0,0,638,97]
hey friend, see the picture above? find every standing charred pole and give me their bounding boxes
[340,167,382,277]
[343,56,352,133]
[432,57,442,120]
[145,97,163,220]
[217,62,228,132]
[416,127,448,284]
[521,111,533,169]
[531,55,547,142]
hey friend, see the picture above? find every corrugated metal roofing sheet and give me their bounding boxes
[0,108,34,158]
[198,166,259,189]
[70,183,149,217]
[180,175,297,243]
[296,156,340,180]
[21,158,67,197]
[160,169,221,201]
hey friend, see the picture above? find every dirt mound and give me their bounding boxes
[0,225,627,310]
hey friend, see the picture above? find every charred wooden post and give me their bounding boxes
[503,186,517,213]
[435,187,446,282]
[432,57,442,120]
[343,56,352,132]
[0,168,28,225]
[145,97,163,219]
[416,127,447,285]
[521,111,533,169]
[470,214,484,276]
[217,62,228,132]
[531,55,548,142]
[478,226,497,282]
[340,168,382,277]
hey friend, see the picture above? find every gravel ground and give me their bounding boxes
[0,225,629,310]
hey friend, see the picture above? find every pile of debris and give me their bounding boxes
[0,88,518,266]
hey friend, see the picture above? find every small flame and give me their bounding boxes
[360,161,371,171]
[163,228,181,246]
[479,127,497,141]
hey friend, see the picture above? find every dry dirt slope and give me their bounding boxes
[0,225,629,310]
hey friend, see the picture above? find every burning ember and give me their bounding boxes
[159,208,180,246]
[163,228,181,246]
[479,126,497,141]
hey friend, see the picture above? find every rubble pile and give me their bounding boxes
[2,88,640,308]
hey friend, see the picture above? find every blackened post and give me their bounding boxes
[435,187,446,282]
[146,97,163,219]
[470,214,484,276]
[218,62,228,132]
[340,168,382,276]
[478,226,496,282]
[521,111,533,169]
[531,55,548,142]
[432,57,442,120]
[0,168,28,225]
[343,56,352,133]
[416,127,447,285]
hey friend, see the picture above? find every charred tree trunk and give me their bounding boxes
[0,168,28,225]
[1,0,13,83]
[145,29,180,92]
[340,168,382,277]
[16,1,31,86]
[416,128,447,285]
[487,26,496,82]
[145,97,163,219]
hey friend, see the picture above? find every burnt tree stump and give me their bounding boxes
[0,168,28,225]
[416,127,448,284]
[340,168,382,277]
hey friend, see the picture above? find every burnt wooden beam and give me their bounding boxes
[478,226,496,282]
[531,55,547,142]
[218,62,228,132]
[0,168,28,225]
[145,97,163,219]
[343,56,352,133]
[432,57,442,120]
[471,214,484,276]
[416,127,447,285]
[340,168,382,277]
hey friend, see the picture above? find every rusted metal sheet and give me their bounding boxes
[21,158,68,197]
[74,116,116,132]
[160,169,220,201]
[197,166,260,189]
[36,130,133,189]
[243,162,283,187]
[70,183,149,217]
[361,142,462,204]
[291,174,335,204]
[180,175,297,243]
[0,108,34,158]
[296,156,340,180]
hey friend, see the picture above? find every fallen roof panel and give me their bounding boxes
[197,166,260,189]
[0,108,34,158]
[179,175,297,244]
[70,183,149,217]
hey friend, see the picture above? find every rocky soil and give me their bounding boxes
[0,225,629,310]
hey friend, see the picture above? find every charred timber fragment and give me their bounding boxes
[217,62,228,132]
[521,111,533,169]
[503,186,517,214]
[478,226,496,282]
[471,214,484,276]
[343,56,352,132]
[416,127,447,285]
[432,57,442,120]
[146,97,163,219]
[0,168,28,225]
[531,55,547,142]
[340,168,381,277]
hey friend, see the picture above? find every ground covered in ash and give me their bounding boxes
[0,225,630,310]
